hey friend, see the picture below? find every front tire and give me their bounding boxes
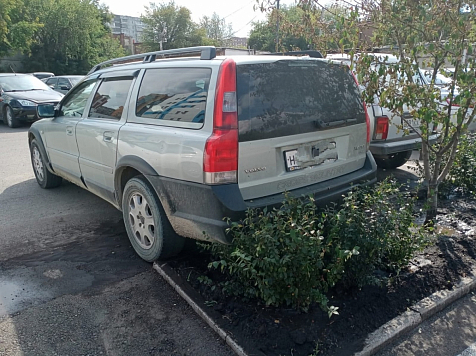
[30,139,62,189]
[5,106,20,128]
[122,177,184,262]
[374,150,413,169]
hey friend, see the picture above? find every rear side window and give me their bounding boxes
[89,78,133,120]
[135,68,211,127]
[236,60,365,141]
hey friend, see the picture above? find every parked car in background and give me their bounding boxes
[327,53,439,169]
[28,46,377,262]
[0,74,63,128]
[423,69,453,87]
[29,72,55,80]
[43,76,84,94]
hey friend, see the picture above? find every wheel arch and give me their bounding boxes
[114,156,160,208]
[28,127,55,174]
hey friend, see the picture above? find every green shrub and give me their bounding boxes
[441,133,476,197]
[203,194,356,313]
[325,178,428,288]
[202,178,427,312]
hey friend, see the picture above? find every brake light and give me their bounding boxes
[374,116,389,140]
[446,98,460,107]
[349,69,371,149]
[204,58,238,184]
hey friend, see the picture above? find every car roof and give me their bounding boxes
[49,75,84,79]
[90,54,339,78]
[0,73,31,77]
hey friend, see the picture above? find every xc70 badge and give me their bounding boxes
[244,167,267,174]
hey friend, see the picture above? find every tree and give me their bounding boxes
[13,0,124,74]
[248,6,311,52]
[360,0,476,223]
[141,1,206,51]
[0,0,41,57]
[199,12,233,47]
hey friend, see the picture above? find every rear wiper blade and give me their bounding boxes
[316,118,358,127]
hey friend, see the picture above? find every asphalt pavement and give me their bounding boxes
[0,123,233,356]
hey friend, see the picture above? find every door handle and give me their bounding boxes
[103,132,114,143]
[66,126,73,136]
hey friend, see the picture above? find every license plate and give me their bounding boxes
[284,149,300,171]
[402,117,419,131]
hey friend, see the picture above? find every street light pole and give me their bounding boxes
[275,0,280,52]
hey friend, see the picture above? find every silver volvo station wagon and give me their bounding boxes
[28,46,377,262]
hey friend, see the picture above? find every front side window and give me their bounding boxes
[60,80,97,118]
[89,78,133,120]
[136,68,211,125]
[46,78,57,87]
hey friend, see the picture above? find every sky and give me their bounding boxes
[100,0,295,38]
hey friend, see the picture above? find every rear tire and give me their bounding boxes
[30,139,62,188]
[374,150,412,169]
[122,176,184,262]
[5,106,20,128]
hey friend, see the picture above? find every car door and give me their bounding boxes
[43,79,99,186]
[75,73,135,204]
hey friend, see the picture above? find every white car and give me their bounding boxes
[327,53,440,169]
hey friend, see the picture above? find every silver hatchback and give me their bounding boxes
[28,46,377,262]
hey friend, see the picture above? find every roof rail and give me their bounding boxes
[264,50,323,58]
[88,46,217,74]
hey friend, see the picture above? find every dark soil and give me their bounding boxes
[167,195,476,356]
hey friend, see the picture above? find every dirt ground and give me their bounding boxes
[168,194,476,356]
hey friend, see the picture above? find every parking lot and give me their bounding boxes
[0,124,233,356]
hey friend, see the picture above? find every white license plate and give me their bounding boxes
[284,150,300,171]
[402,118,419,131]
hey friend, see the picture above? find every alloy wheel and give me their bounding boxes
[127,192,156,250]
[32,146,44,182]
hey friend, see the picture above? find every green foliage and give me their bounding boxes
[25,0,125,74]
[202,178,427,312]
[203,193,356,313]
[0,0,41,56]
[141,1,207,51]
[325,179,428,288]
[440,133,476,197]
[199,12,233,47]
[1,0,124,74]
[248,6,311,52]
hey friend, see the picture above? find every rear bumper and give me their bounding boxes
[370,134,439,156]
[147,151,377,244]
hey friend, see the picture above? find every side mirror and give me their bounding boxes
[37,104,56,118]
[60,86,70,91]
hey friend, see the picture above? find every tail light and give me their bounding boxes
[349,69,371,149]
[204,58,238,184]
[374,116,389,140]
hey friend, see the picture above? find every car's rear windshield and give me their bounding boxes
[236,60,365,141]
[0,75,51,92]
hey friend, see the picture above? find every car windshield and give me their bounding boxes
[0,75,51,92]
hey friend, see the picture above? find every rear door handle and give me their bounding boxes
[66,126,73,136]
[103,131,114,143]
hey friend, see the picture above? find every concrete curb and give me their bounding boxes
[355,273,476,356]
[152,262,249,356]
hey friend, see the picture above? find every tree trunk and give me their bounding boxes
[425,181,438,226]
